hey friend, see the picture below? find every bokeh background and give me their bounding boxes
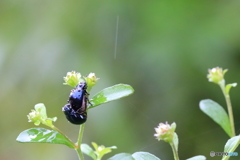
[1,0,240,159]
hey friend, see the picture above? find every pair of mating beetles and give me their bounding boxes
[62,81,90,125]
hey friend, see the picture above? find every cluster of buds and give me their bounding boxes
[207,67,237,95]
[63,71,99,90]
[27,103,57,127]
[154,122,176,143]
[207,67,227,85]
[91,142,117,159]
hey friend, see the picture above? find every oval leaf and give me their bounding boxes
[132,152,160,160]
[199,99,231,137]
[108,152,160,160]
[222,135,240,159]
[89,84,134,109]
[108,153,134,160]
[81,143,97,160]
[16,128,75,148]
[186,155,206,160]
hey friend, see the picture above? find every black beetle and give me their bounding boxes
[68,82,88,111]
[62,81,89,125]
[62,104,87,125]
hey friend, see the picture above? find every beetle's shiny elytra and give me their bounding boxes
[68,82,88,111]
[62,81,89,125]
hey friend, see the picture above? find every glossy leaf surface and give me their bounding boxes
[186,155,206,160]
[108,152,160,160]
[89,84,134,109]
[199,99,231,137]
[81,143,97,160]
[16,128,75,148]
[222,135,240,160]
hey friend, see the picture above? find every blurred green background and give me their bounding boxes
[1,0,240,159]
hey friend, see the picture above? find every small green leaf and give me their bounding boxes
[90,142,117,160]
[108,152,160,160]
[92,142,98,151]
[108,153,134,160]
[89,84,134,109]
[224,135,240,152]
[222,135,240,160]
[16,128,75,148]
[81,144,97,160]
[132,152,160,160]
[225,83,237,95]
[35,103,48,119]
[199,99,231,137]
[28,103,57,127]
[186,155,206,160]
[172,133,178,152]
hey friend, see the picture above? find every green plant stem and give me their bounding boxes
[51,126,75,148]
[225,94,235,137]
[220,85,236,137]
[76,147,85,160]
[170,142,179,160]
[76,124,86,160]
